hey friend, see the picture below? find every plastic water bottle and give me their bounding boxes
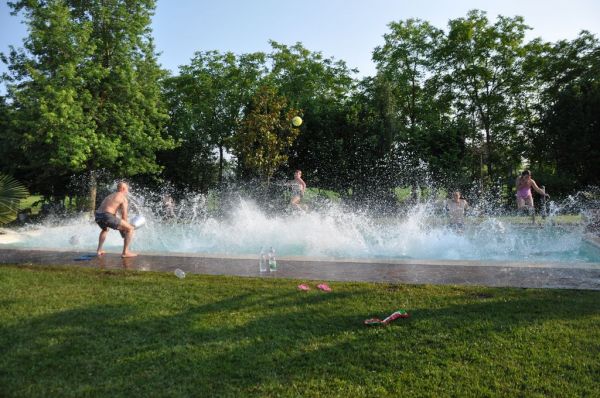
[174,268,186,279]
[268,247,277,271]
[259,249,268,272]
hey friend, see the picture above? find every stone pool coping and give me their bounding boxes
[1,248,599,291]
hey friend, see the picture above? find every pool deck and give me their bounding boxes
[1,248,599,290]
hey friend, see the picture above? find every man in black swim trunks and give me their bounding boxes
[95,181,137,258]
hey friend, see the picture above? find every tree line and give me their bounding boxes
[1,1,598,211]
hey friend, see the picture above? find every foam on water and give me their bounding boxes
[2,197,599,263]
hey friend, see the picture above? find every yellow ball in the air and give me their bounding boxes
[292,116,303,127]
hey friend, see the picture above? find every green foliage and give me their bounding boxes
[538,79,600,190]
[372,18,442,134]
[230,85,301,184]
[527,32,600,193]
[159,42,357,192]
[2,0,174,196]
[440,10,530,180]
[267,41,356,107]
[370,19,469,192]
[0,266,599,397]
[0,174,29,224]
[2,7,599,201]
[160,50,266,191]
[366,10,593,197]
[267,42,357,191]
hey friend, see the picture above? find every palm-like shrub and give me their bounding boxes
[0,174,29,225]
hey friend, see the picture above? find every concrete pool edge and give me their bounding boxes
[4,245,600,269]
[1,248,599,291]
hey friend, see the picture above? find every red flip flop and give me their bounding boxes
[364,310,410,326]
[297,284,310,291]
[382,310,410,323]
[316,283,332,292]
[364,318,385,326]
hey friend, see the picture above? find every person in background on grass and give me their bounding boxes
[515,170,549,223]
[94,181,137,258]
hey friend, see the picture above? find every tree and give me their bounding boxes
[0,96,18,175]
[2,0,173,202]
[266,41,356,191]
[373,19,442,135]
[527,32,600,192]
[440,10,530,183]
[543,78,600,189]
[371,19,453,195]
[160,51,265,191]
[230,85,300,185]
[335,77,402,203]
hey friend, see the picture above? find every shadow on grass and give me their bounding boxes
[0,281,598,397]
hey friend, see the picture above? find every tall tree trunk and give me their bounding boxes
[89,172,97,218]
[484,126,493,178]
[218,142,224,185]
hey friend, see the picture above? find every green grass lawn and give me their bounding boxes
[1,265,599,397]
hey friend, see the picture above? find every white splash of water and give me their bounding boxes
[2,196,596,263]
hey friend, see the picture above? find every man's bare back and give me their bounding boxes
[97,191,128,215]
[94,182,137,258]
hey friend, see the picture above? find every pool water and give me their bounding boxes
[3,201,599,264]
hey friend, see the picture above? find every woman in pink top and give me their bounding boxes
[515,170,549,212]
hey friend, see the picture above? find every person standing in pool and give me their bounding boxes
[515,170,549,222]
[446,191,469,231]
[289,169,307,211]
[95,181,137,258]
[161,194,176,220]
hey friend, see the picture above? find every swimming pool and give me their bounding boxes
[2,201,599,264]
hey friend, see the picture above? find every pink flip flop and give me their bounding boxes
[316,283,332,292]
[297,284,310,291]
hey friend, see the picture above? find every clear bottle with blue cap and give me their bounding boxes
[268,247,277,271]
[259,248,268,272]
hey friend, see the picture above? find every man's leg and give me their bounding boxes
[122,228,136,257]
[118,221,137,258]
[97,229,108,256]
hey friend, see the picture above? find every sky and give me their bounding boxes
[1,0,599,82]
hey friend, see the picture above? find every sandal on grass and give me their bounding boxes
[364,318,385,326]
[364,309,410,326]
[297,284,310,291]
[316,283,332,292]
